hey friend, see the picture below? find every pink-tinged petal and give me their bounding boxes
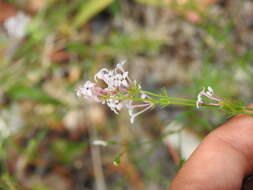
[122,72,128,78]
[116,103,123,110]
[122,80,128,87]
[94,68,109,81]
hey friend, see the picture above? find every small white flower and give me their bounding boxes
[116,60,127,72]
[94,62,129,89]
[76,81,104,103]
[196,88,205,109]
[196,86,222,108]
[93,140,108,146]
[95,68,113,86]
[3,12,30,39]
[106,98,123,114]
[76,81,95,97]
[114,72,129,87]
[94,68,109,82]
[0,104,24,140]
[206,86,214,97]
[104,71,115,87]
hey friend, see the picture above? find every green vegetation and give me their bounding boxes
[0,0,252,189]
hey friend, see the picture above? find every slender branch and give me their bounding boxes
[142,90,196,103]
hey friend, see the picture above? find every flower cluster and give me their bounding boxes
[76,61,153,123]
[77,68,251,125]
[196,86,222,108]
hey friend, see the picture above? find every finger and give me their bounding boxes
[169,111,253,190]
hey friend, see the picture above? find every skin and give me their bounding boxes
[169,111,253,190]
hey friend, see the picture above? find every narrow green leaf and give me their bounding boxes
[74,0,115,28]
[113,152,124,166]
[6,85,62,105]
[134,0,170,6]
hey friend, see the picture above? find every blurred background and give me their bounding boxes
[0,0,253,189]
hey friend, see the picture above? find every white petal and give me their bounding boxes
[94,68,108,81]
[116,103,123,110]
[130,115,135,124]
[141,93,147,99]
[122,80,128,87]
[93,140,107,146]
[122,72,128,78]
[207,86,214,93]
[206,86,214,97]
[116,60,126,71]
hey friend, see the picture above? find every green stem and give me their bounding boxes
[244,107,253,111]
[142,90,196,103]
[111,96,197,107]
[241,111,253,117]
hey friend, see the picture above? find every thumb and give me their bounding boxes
[169,107,253,190]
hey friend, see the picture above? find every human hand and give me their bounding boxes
[169,109,253,190]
